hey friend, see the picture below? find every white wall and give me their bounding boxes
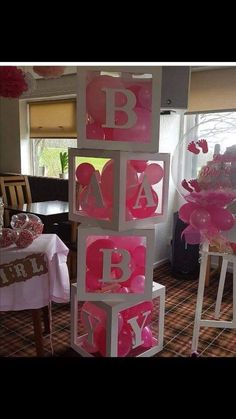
[154,113,183,267]
[0,98,21,173]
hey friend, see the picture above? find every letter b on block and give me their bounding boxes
[76,225,155,302]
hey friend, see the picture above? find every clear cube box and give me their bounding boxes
[77,66,162,152]
[75,225,155,302]
[71,281,165,357]
[69,148,170,231]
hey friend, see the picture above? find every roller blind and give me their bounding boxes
[187,67,236,114]
[29,99,77,138]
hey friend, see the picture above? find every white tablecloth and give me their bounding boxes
[0,234,70,311]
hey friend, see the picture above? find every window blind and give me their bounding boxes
[187,67,236,114]
[29,99,77,138]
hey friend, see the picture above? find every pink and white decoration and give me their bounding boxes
[70,65,168,357]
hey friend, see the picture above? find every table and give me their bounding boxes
[5,200,69,233]
[0,234,70,356]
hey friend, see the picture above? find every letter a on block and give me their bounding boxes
[100,248,131,283]
[102,88,137,129]
[81,171,105,208]
[127,310,151,349]
[133,175,155,209]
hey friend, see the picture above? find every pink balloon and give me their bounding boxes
[111,235,145,253]
[86,75,126,124]
[190,208,212,230]
[82,337,99,354]
[100,159,138,204]
[75,163,95,186]
[86,238,115,277]
[141,326,153,348]
[130,160,148,173]
[117,326,132,356]
[182,225,201,245]
[95,324,132,357]
[112,107,151,143]
[86,122,105,140]
[143,163,164,185]
[130,275,145,293]
[179,203,200,224]
[211,208,235,231]
[132,245,146,267]
[122,301,153,327]
[94,326,107,356]
[103,127,114,141]
[127,187,158,219]
[79,186,112,219]
[125,84,141,106]
[86,270,101,291]
[138,83,152,111]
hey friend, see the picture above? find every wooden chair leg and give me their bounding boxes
[42,306,51,335]
[31,309,44,357]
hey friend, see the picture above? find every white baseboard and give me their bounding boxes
[153,258,169,269]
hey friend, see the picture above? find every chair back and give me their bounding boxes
[0,175,32,226]
[0,175,32,206]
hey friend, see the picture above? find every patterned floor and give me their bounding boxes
[1,262,236,357]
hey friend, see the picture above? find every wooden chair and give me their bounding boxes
[0,175,32,226]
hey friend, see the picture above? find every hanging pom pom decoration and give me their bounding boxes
[33,66,66,78]
[0,66,28,98]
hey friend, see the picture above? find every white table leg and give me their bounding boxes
[215,259,228,319]
[191,252,208,353]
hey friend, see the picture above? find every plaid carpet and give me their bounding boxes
[1,262,236,357]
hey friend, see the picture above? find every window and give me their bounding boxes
[29,99,77,178]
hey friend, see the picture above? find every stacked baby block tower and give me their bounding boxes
[70,66,170,357]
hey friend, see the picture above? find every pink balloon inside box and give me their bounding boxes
[76,226,155,302]
[77,67,162,152]
[69,148,170,231]
[71,281,165,357]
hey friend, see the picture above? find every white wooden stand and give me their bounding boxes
[191,243,236,354]
[71,281,165,357]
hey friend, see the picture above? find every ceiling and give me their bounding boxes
[18,65,236,79]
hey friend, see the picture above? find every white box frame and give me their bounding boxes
[71,281,165,357]
[76,225,155,302]
[77,66,162,152]
[69,148,170,231]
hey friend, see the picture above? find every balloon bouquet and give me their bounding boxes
[0,213,44,249]
[172,135,236,252]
